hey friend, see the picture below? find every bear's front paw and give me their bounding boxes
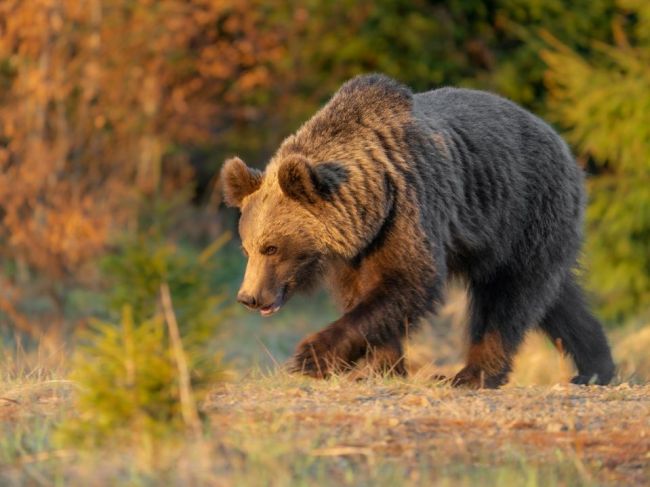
[289,330,354,379]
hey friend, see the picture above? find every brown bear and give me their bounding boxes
[221,74,615,387]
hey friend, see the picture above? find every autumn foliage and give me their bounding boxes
[0,0,284,332]
[0,0,647,335]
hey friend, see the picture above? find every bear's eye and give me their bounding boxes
[261,245,278,256]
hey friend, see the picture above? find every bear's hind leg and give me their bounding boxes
[453,267,558,389]
[452,329,517,389]
[539,275,615,385]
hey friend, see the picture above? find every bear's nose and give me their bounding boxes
[237,292,258,309]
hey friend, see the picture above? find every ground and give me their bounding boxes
[1,366,649,485]
[0,290,648,485]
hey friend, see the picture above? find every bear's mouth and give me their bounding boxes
[259,285,287,317]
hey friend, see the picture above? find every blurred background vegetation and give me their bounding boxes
[0,0,647,359]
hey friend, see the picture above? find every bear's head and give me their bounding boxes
[221,155,345,316]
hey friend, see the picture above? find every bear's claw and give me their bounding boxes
[289,330,354,378]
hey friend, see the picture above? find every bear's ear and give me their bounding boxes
[277,155,319,204]
[220,157,263,208]
[278,155,348,205]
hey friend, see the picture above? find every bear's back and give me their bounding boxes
[412,85,580,198]
[412,86,584,272]
[413,87,548,147]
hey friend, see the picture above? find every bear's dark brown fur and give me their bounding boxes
[221,74,615,387]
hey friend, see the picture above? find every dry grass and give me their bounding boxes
[1,326,649,486]
[206,373,650,485]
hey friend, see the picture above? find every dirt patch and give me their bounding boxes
[205,378,650,485]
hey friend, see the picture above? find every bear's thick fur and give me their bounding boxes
[221,74,615,387]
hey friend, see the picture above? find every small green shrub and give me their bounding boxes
[57,232,230,448]
[102,233,229,338]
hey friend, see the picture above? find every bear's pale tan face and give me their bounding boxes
[221,156,328,316]
[237,190,325,316]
